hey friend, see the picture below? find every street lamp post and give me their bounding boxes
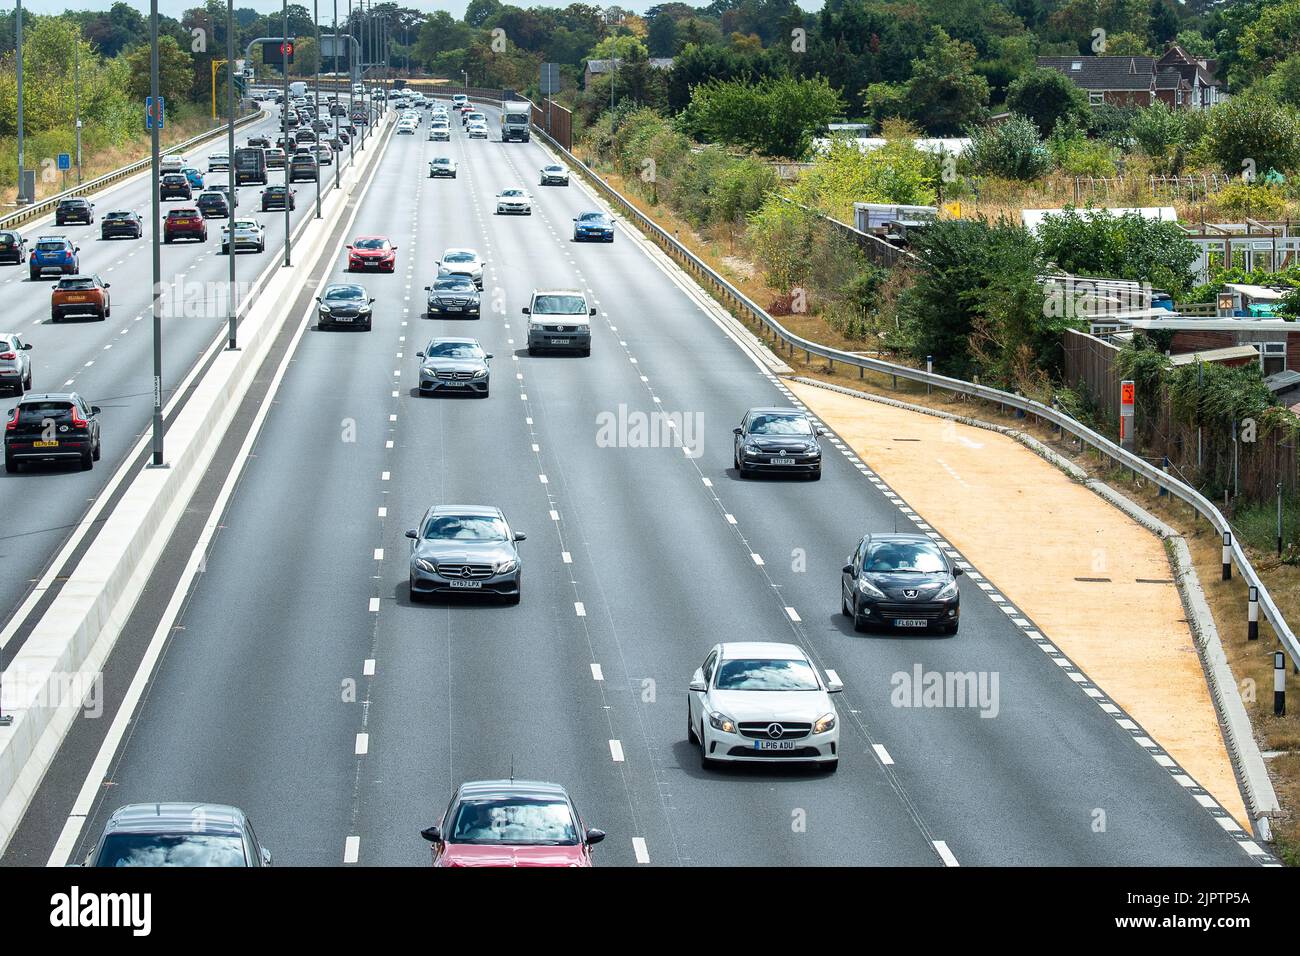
[149,0,165,467]
[74,29,83,184]
[226,0,238,350]
[347,0,355,166]
[333,0,341,191]
[15,0,25,204]
[282,0,291,267]
[314,0,321,219]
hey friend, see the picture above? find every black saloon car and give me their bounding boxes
[159,173,192,201]
[54,198,95,225]
[316,283,373,330]
[100,211,143,239]
[424,276,480,318]
[841,533,962,635]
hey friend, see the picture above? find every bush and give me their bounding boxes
[789,136,937,220]
[1036,207,1200,298]
[1205,93,1300,177]
[963,114,1052,181]
[1213,182,1290,219]
[1005,67,1090,137]
[1048,124,1119,176]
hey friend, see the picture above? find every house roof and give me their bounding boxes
[1168,345,1261,366]
[1037,56,1155,91]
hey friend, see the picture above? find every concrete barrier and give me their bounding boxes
[0,111,396,856]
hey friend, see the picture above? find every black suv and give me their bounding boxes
[196,189,232,218]
[54,198,95,225]
[100,211,143,240]
[261,185,296,211]
[159,173,192,201]
[4,391,102,472]
[0,230,26,263]
[289,153,318,182]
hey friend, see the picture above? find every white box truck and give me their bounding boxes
[501,101,532,142]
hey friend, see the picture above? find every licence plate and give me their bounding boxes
[755,740,797,751]
[894,619,928,628]
[445,305,461,311]
[334,316,352,322]
[550,338,570,345]
[770,457,796,466]
[66,295,88,302]
[33,440,58,448]
[448,579,481,589]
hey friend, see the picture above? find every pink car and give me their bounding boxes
[420,780,605,868]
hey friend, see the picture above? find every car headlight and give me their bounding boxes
[708,712,736,734]
[494,558,517,574]
[318,305,331,314]
[414,558,436,573]
[935,580,959,601]
[813,713,836,734]
[358,306,371,314]
[857,577,887,599]
[744,443,761,455]
[472,368,488,378]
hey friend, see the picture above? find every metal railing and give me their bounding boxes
[523,121,1300,670]
[1,108,264,232]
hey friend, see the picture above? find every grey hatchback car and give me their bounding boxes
[407,505,525,603]
[85,802,273,866]
[733,407,825,479]
[417,337,491,396]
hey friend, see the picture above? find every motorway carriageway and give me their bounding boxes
[1,103,1260,867]
[0,103,377,667]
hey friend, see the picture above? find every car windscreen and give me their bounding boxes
[104,212,132,219]
[433,278,474,291]
[578,213,607,223]
[57,278,96,290]
[422,515,507,541]
[715,659,820,691]
[449,798,578,846]
[424,342,483,359]
[748,414,812,436]
[531,295,586,315]
[500,190,524,197]
[36,241,69,252]
[18,402,73,423]
[324,286,363,300]
[354,238,387,249]
[94,833,248,867]
[443,252,475,263]
[505,113,528,123]
[431,159,451,165]
[863,541,947,573]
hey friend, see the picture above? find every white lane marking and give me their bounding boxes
[933,841,959,867]
[632,837,650,864]
[609,740,624,762]
[377,507,387,517]
[368,597,380,613]
[538,474,548,484]
[873,743,894,765]
[784,606,801,622]
[701,477,712,487]
[724,514,736,524]
[373,548,383,560]
[355,733,369,755]
[590,663,603,680]
[363,659,376,676]
[575,602,586,617]
[561,551,572,563]
[381,471,390,480]
[549,510,560,521]
[750,553,764,566]
[343,836,360,864]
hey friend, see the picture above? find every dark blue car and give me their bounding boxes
[572,211,614,243]
[28,236,79,281]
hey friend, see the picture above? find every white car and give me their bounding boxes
[539,164,569,186]
[220,217,266,255]
[428,125,450,142]
[208,151,230,172]
[428,157,457,179]
[312,145,333,166]
[495,188,532,215]
[396,120,418,135]
[436,247,483,289]
[160,154,186,174]
[467,122,488,139]
[688,642,842,772]
[401,110,420,124]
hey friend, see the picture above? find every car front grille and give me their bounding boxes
[737,722,812,740]
[874,602,947,619]
[725,746,821,758]
[435,370,475,380]
[435,563,494,579]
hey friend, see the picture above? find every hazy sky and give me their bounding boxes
[15,1,731,20]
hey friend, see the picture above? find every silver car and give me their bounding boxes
[406,505,524,603]
[428,125,450,142]
[0,333,34,394]
[428,157,457,179]
[539,164,569,186]
[417,337,491,397]
[436,248,483,288]
[494,188,532,215]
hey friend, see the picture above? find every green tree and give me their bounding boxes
[1173,29,1215,58]
[963,114,1052,179]
[1102,31,1150,55]
[1147,0,1179,50]
[1037,209,1200,297]
[1129,102,1193,172]
[465,0,503,28]
[863,28,990,135]
[1262,54,1300,108]
[125,35,195,104]
[787,133,937,219]
[681,74,845,158]
[1239,0,1300,84]
[647,11,679,56]
[590,34,648,61]
[1205,93,1300,177]
[1005,66,1090,136]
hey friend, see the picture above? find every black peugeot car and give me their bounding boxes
[54,198,95,225]
[4,391,102,472]
[316,283,373,331]
[0,230,26,263]
[100,211,143,240]
[733,407,825,479]
[841,533,962,635]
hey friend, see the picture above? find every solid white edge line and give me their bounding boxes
[933,840,959,867]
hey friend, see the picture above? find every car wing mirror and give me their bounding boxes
[732,427,743,436]
[104,283,111,288]
[260,847,273,866]
[953,566,964,577]
[405,529,418,539]
[420,826,442,844]
[826,679,844,694]
[90,406,101,415]
[842,564,854,575]
[585,828,606,846]
[513,532,527,542]
[816,427,828,436]
[485,353,494,359]
[22,343,32,350]
[589,307,597,316]
[521,307,530,314]
[689,668,706,692]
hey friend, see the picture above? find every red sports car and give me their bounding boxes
[347,235,397,272]
[420,780,605,868]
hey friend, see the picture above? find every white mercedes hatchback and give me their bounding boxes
[688,642,842,772]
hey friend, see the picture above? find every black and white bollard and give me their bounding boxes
[1221,532,1232,581]
[1248,586,1259,641]
[1274,651,1286,717]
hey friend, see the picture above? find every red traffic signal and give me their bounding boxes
[262,38,295,65]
